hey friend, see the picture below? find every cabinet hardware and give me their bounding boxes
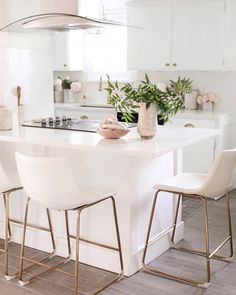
[165,63,170,67]
[80,115,89,120]
[173,63,177,67]
[63,64,67,67]
[184,123,195,128]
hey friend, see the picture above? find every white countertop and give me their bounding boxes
[0,125,219,158]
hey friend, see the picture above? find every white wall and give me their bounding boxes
[0,32,54,122]
[0,0,80,123]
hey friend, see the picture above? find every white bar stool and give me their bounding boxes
[15,152,124,295]
[0,161,57,280]
[143,149,236,288]
[0,162,22,278]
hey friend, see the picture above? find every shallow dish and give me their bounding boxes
[97,128,129,139]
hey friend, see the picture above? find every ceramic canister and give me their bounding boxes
[0,106,12,130]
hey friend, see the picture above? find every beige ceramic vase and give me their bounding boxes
[0,106,12,130]
[137,102,157,139]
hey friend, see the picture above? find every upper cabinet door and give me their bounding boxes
[52,31,84,71]
[127,2,171,70]
[171,0,225,70]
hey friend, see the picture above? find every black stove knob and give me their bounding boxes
[62,116,67,122]
[48,117,54,125]
[41,119,46,127]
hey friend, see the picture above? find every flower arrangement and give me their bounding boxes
[58,77,82,92]
[197,93,218,104]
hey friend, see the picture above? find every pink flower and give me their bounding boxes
[70,82,82,92]
[202,95,208,103]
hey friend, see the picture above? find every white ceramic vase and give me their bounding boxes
[0,106,12,130]
[137,102,157,139]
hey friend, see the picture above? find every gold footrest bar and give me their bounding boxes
[21,256,72,283]
[148,225,175,247]
[69,235,120,252]
[9,218,52,233]
[143,266,210,288]
[209,236,231,259]
[6,251,56,278]
[173,238,232,262]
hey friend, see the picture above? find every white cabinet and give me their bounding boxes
[127,2,171,71]
[171,0,225,70]
[127,0,226,71]
[54,104,116,120]
[167,111,235,174]
[52,31,84,71]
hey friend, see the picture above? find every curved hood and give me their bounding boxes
[0,12,139,33]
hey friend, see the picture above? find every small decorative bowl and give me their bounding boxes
[97,128,129,139]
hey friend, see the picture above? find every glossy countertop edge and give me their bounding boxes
[0,125,219,158]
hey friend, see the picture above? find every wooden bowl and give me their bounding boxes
[97,128,129,139]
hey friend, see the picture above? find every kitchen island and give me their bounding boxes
[0,125,219,276]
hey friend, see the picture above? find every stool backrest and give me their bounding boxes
[200,149,236,198]
[15,152,80,210]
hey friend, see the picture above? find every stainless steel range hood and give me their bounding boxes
[0,12,139,33]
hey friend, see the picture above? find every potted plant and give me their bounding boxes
[105,74,192,139]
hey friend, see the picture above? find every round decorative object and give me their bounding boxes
[97,128,129,139]
[0,106,12,130]
[137,102,157,139]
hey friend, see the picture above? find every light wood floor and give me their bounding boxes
[0,191,235,295]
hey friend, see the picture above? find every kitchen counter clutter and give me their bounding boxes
[0,125,219,276]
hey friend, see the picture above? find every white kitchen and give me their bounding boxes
[0,0,236,294]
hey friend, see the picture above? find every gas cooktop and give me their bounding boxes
[23,117,136,133]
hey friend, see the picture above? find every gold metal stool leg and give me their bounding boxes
[143,189,234,288]
[226,191,233,258]
[72,196,124,295]
[3,192,10,278]
[19,199,68,286]
[65,210,72,260]
[18,195,123,294]
[74,208,81,295]
[171,193,182,244]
